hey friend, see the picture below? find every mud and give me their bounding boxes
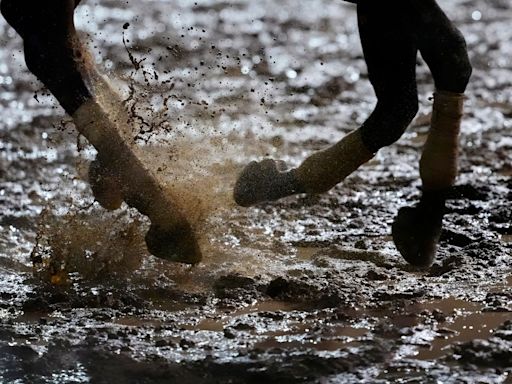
[0,0,511,383]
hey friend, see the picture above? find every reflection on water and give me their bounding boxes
[404,296,512,361]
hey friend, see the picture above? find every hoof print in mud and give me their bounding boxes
[145,224,202,264]
[392,206,443,269]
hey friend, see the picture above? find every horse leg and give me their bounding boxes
[1,0,124,209]
[414,0,472,191]
[0,0,90,114]
[234,1,419,206]
[1,0,201,263]
[392,0,472,268]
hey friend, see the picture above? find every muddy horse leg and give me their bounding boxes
[392,0,472,268]
[1,0,201,263]
[234,1,419,206]
[415,0,472,190]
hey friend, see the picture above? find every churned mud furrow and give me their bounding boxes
[0,0,511,382]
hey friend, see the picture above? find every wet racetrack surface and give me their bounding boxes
[0,0,511,382]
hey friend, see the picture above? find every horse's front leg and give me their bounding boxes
[1,0,202,264]
[234,1,419,207]
[1,0,90,114]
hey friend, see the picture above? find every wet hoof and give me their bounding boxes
[234,159,300,207]
[392,205,444,268]
[89,158,124,210]
[145,224,202,265]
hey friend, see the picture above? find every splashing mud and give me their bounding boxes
[31,208,145,284]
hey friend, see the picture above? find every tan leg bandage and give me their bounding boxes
[295,129,374,194]
[73,99,162,218]
[419,90,465,191]
[72,74,201,263]
[73,96,180,228]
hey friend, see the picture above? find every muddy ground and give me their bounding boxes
[0,0,511,383]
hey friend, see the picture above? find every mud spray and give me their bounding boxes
[31,58,292,288]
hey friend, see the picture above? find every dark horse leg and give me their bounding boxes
[0,0,90,114]
[234,1,419,207]
[1,0,202,264]
[234,0,471,268]
[392,0,472,268]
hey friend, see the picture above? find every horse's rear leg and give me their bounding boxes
[1,0,118,205]
[1,0,202,264]
[292,1,421,192]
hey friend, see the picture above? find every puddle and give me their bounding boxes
[397,274,512,361]
[408,298,511,361]
[295,246,323,260]
[501,234,512,243]
[254,325,367,352]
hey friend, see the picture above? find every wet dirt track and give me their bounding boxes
[0,0,511,383]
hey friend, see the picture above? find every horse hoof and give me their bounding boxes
[89,157,124,210]
[145,224,202,264]
[234,159,297,207]
[392,205,443,268]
